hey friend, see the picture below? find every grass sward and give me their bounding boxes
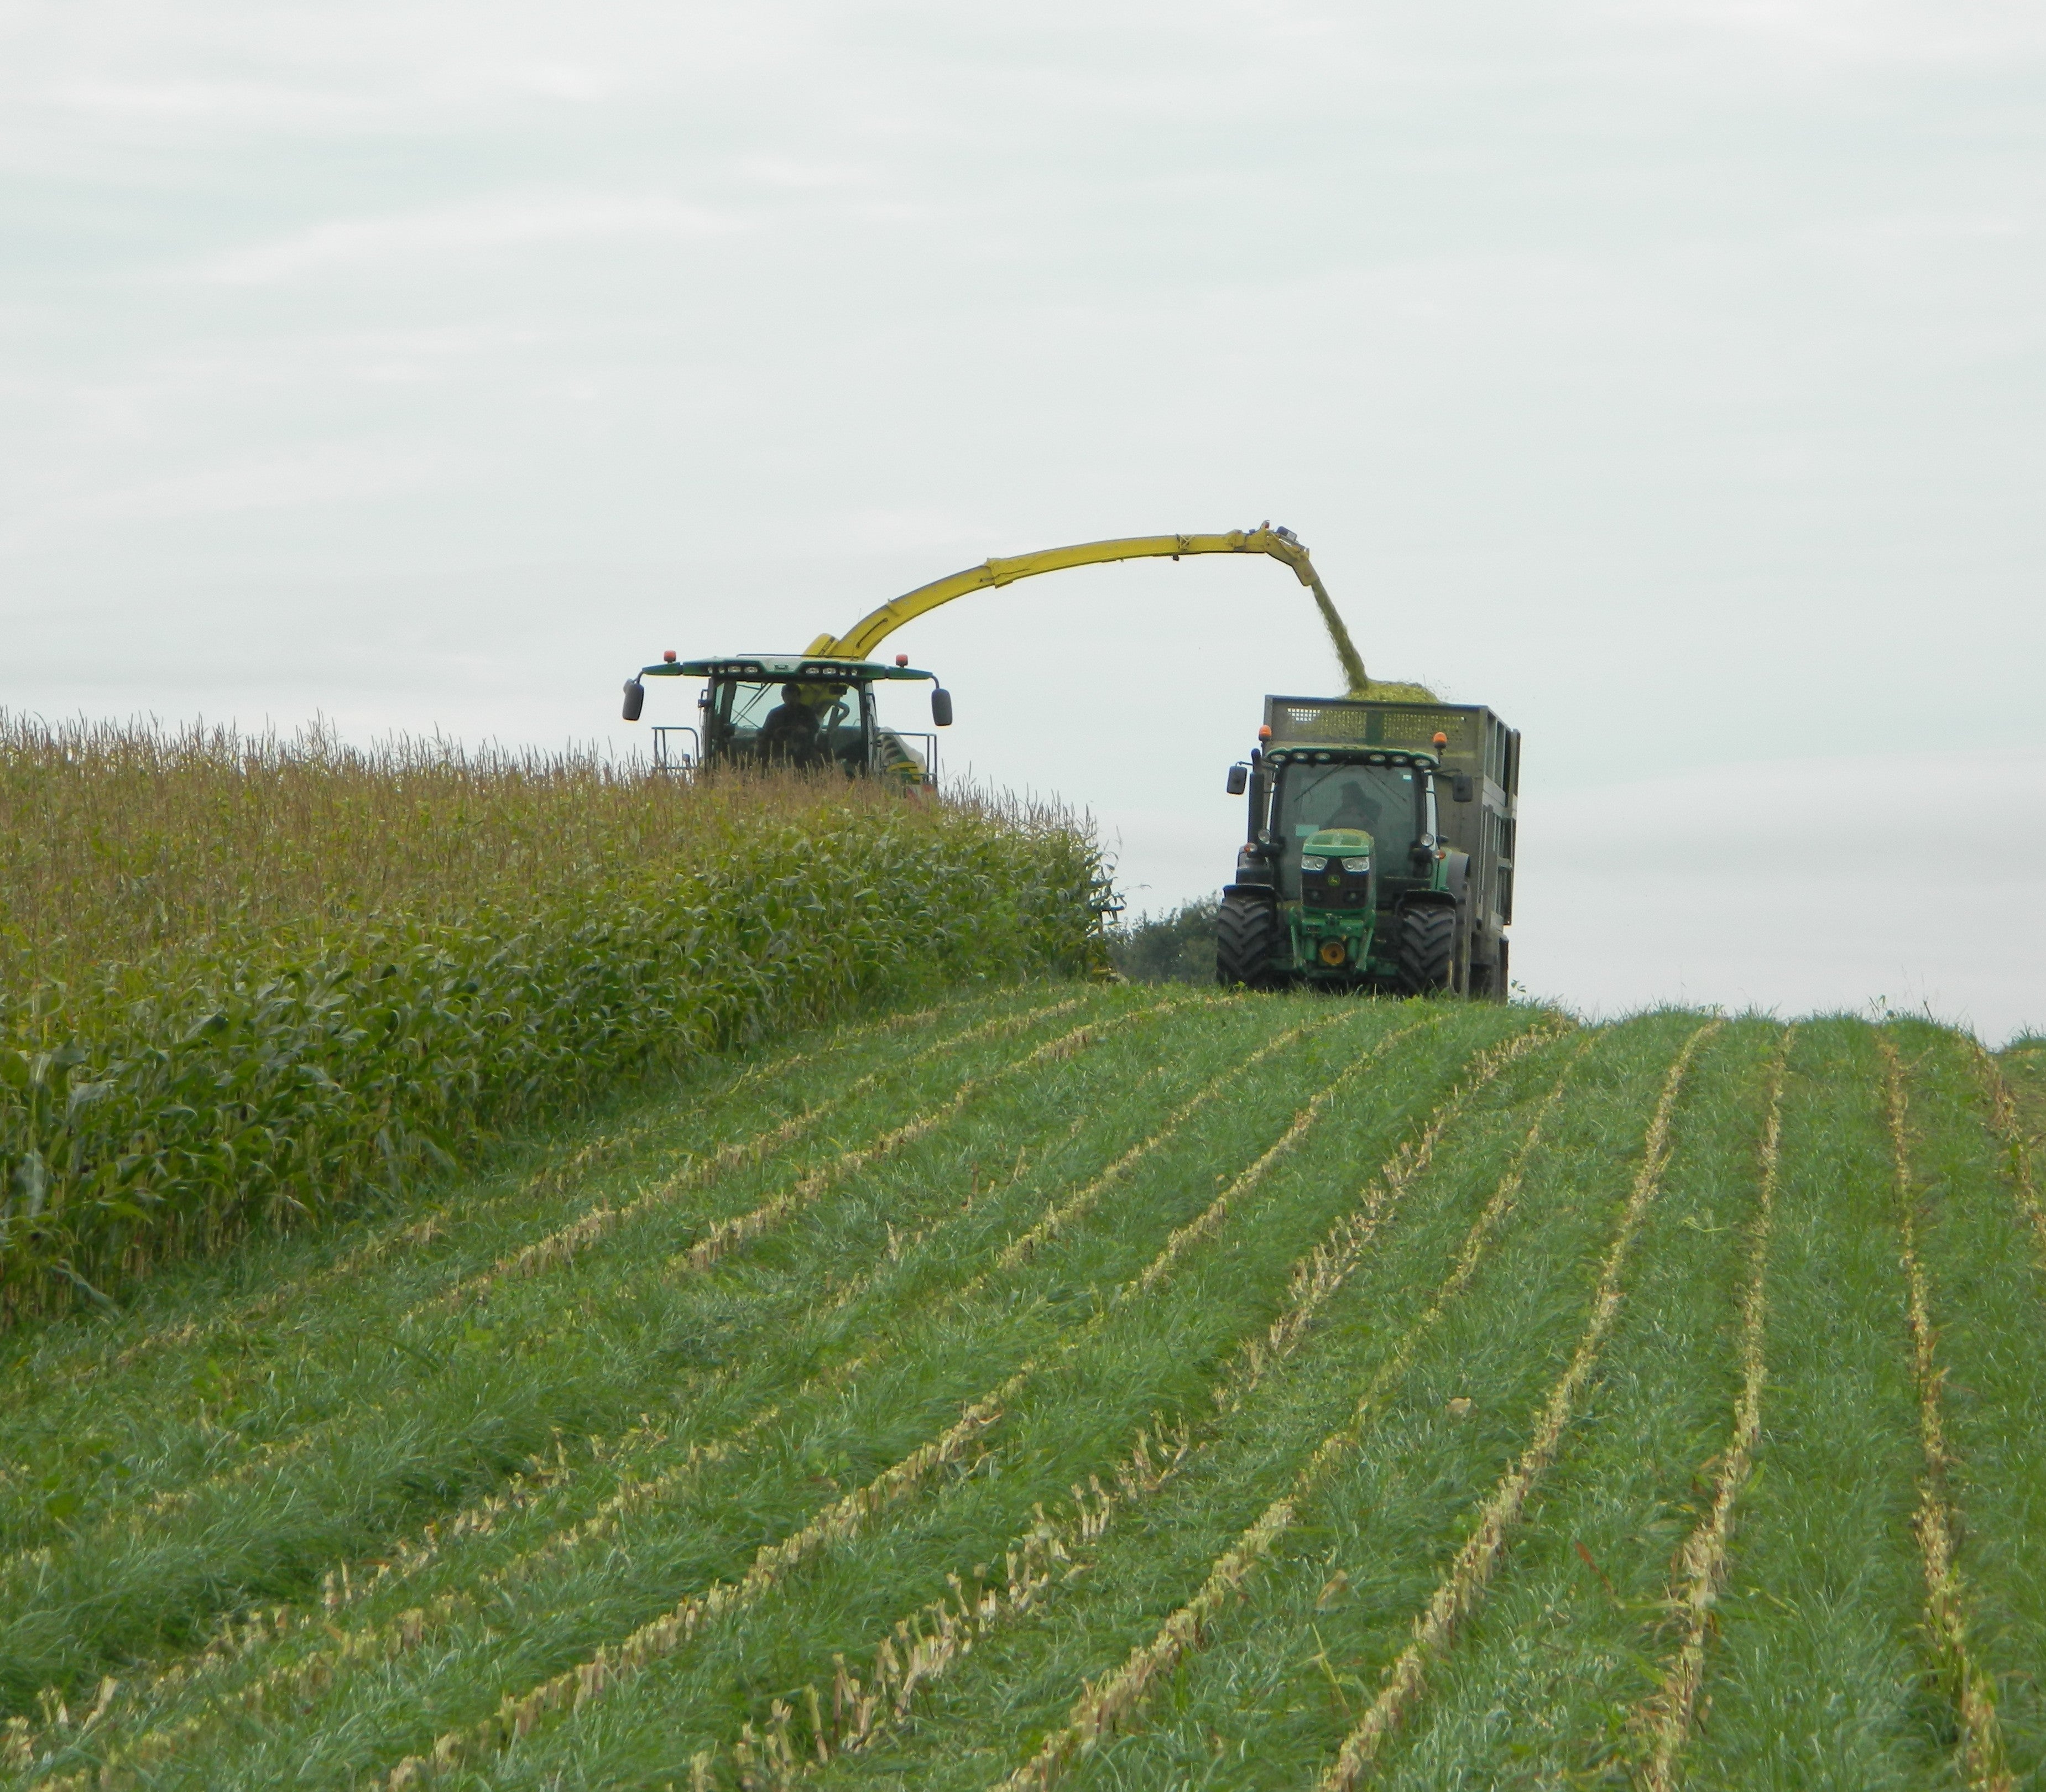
[1315,1018,1720,1786]
[11,997,2033,1790]
[43,995,1325,1769]
[70,1004,1533,1788]
[0,989,1164,1711]
[1295,1019,1782,1787]
[1673,1020,1950,1788]
[15,986,1514,1784]
[1890,1023,2046,1782]
[471,1023,1575,1790]
[353,1006,1479,1788]
[805,1013,1694,1790]
[1876,1034,2009,1790]
[1633,1027,1794,1788]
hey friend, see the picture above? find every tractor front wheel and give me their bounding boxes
[1396,903,1457,995]
[1216,894,1282,989]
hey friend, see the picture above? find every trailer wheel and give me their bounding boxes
[1396,903,1457,995]
[1470,934,1511,1002]
[1216,894,1281,989]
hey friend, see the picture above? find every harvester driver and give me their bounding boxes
[759,684,822,768]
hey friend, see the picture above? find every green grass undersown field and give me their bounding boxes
[1,982,2041,1790]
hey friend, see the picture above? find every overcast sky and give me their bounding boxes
[4,2,2042,1038]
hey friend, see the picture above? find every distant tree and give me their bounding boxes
[1109,896,1220,984]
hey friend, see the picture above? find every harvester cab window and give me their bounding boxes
[867,678,937,784]
[710,678,864,771]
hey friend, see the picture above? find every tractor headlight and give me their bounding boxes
[1299,855,1327,872]
[1342,857,1371,874]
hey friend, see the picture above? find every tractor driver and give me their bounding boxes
[758,683,822,767]
[1325,779,1382,836]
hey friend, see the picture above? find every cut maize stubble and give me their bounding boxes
[54,1001,1363,1778]
[1878,1038,2012,1792]
[14,995,982,1408]
[373,1012,1457,1786]
[1969,1041,2046,1270]
[1632,1026,1793,1792]
[426,993,1102,1308]
[996,1020,1713,1792]
[0,996,1120,1569]
[1314,1020,1719,1790]
[676,1022,1576,1788]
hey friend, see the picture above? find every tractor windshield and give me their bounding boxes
[1273,763,1426,899]
[704,678,868,772]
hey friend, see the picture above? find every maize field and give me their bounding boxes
[0,717,1105,1320]
[2,984,2041,1789]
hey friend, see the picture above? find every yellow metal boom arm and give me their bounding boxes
[802,524,1370,694]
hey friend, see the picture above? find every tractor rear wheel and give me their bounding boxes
[1216,894,1281,989]
[1396,904,1457,995]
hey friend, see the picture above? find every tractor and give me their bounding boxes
[1217,694,1521,998]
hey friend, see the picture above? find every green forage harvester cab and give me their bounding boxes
[1215,696,1520,998]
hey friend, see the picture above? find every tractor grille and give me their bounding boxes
[1303,869,1371,910]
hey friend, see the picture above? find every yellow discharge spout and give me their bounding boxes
[803,525,1428,700]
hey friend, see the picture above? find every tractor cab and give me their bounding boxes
[1265,758,1439,906]
[623,653,953,788]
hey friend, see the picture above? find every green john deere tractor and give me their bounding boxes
[1216,694,1520,998]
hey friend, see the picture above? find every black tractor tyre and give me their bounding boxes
[1396,903,1458,996]
[1216,894,1282,989]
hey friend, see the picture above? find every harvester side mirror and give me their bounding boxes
[1451,773,1473,803]
[1225,764,1249,796]
[931,687,954,727]
[622,678,646,722]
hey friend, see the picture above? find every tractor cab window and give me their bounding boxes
[1273,764,1425,899]
[704,678,868,772]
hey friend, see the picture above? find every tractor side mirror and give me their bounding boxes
[622,678,646,722]
[1451,773,1474,803]
[931,687,954,727]
[1225,764,1249,796]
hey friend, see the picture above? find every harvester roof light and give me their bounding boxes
[1369,753,1387,764]
[1315,752,1331,763]
[895,653,909,666]
[1432,731,1448,748]
[662,649,677,663]
[1257,725,1272,741]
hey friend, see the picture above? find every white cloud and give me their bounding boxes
[74,441,459,520]
[194,192,748,285]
